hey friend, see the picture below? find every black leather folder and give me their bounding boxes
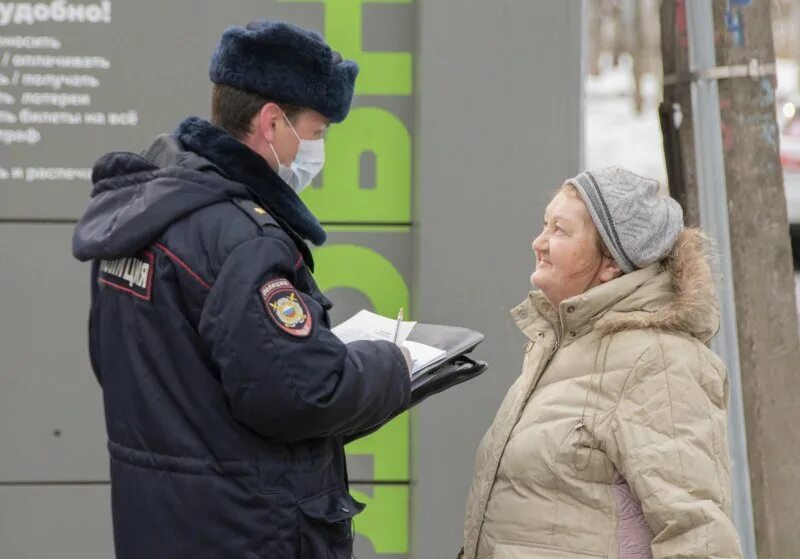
[405,323,487,406]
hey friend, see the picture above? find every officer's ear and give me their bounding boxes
[257,102,284,144]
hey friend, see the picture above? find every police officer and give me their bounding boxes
[72,20,412,559]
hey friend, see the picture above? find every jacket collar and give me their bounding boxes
[175,117,327,246]
[512,265,660,344]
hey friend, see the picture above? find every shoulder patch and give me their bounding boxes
[260,278,313,337]
[98,251,154,301]
[231,198,279,229]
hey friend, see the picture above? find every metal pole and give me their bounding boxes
[685,2,757,557]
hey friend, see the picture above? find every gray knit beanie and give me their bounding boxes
[564,167,684,273]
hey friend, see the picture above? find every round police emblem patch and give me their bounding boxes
[259,278,312,337]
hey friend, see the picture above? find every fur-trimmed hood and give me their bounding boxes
[599,227,720,342]
[519,228,720,344]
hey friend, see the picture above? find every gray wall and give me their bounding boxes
[0,223,113,556]
[412,1,584,556]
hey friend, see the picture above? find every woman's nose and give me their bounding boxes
[532,232,547,252]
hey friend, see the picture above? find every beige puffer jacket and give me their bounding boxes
[462,229,743,559]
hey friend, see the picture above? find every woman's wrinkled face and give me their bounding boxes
[531,190,619,307]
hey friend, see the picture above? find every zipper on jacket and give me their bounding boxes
[550,339,560,357]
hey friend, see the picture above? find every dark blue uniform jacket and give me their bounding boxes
[72,117,410,559]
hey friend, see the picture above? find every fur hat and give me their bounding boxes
[209,20,359,123]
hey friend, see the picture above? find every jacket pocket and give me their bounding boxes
[493,541,606,559]
[297,487,365,559]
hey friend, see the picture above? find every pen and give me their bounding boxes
[392,307,404,343]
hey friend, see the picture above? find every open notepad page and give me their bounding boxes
[332,309,417,344]
[331,310,446,375]
[403,340,448,377]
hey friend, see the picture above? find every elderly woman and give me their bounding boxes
[461,168,743,559]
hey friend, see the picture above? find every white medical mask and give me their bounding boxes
[268,113,325,193]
